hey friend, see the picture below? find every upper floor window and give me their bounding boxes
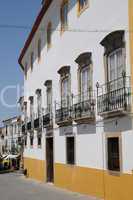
[60,0,68,33]
[29,96,34,121]
[47,22,52,49]
[58,66,71,107]
[78,0,89,14]
[44,80,52,112]
[108,49,123,83]
[100,30,125,90]
[38,38,41,61]
[75,52,92,101]
[30,52,34,71]
[36,89,42,118]
[24,101,27,123]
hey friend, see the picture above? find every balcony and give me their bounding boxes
[97,75,131,118]
[43,108,53,128]
[55,98,72,126]
[73,92,95,123]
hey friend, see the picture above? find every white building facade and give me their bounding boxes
[18,1,133,200]
[1,117,22,155]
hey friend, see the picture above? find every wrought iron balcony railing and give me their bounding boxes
[43,107,53,128]
[96,74,131,117]
[55,97,72,125]
[73,91,95,122]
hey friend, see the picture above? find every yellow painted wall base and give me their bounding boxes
[24,157,46,182]
[23,158,133,200]
[54,163,133,200]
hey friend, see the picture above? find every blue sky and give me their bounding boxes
[0,1,41,123]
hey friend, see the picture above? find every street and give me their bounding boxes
[0,173,99,200]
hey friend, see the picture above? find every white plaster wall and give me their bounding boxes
[24,130,46,160]
[21,0,133,173]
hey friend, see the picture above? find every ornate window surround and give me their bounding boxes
[75,52,93,100]
[100,30,125,83]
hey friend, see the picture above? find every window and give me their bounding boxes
[30,136,34,147]
[37,136,42,147]
[78,0,89,13]
[107,137,120,172]
[47,22,52,49]
[24,102,27,124]
[38,38,41,61]
[25,136,27,147]
[29,96,34,122]
[100,31,125,90]
[30,52,34,71]
[108,48,124,90]
[60,0,68,33]
[24,63,28,79]
[61,77,69,107]
[36,89,42,118]
[45,81,52,112]
[47,87,52,111]
[80,66,92,100]
[58,66,71,108]
[66,137,75,165]
[6,125,8,136]
[75,52,92,101]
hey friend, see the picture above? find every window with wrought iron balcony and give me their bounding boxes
[27,96,34,132]
[73,52,95,123]
[43,80,53,128]
[34,89,42,130]
[96,31,131,118]
[55,66,72,126]
[21,101,27,135]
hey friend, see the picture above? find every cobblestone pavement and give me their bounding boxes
[0,173,101,200]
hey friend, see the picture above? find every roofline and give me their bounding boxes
[18,0,52,70]
[2,116,20,123]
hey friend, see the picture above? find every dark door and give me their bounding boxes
[46,137,54,182]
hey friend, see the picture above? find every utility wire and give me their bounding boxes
[0,24,133,33]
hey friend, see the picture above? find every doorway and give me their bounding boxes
[46,137,54,183]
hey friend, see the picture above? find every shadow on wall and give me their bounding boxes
[104,116,133,133]
[59,125,73,136]
[77,123,96,135]
[59,123,96,136]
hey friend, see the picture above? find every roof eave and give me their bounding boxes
[18,0,52,69]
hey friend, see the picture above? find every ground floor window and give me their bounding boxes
[66,137,75,165]
[107,137,120,172]
[37,136,42,148]
[24,136,27,147]
[30,136,34,148]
